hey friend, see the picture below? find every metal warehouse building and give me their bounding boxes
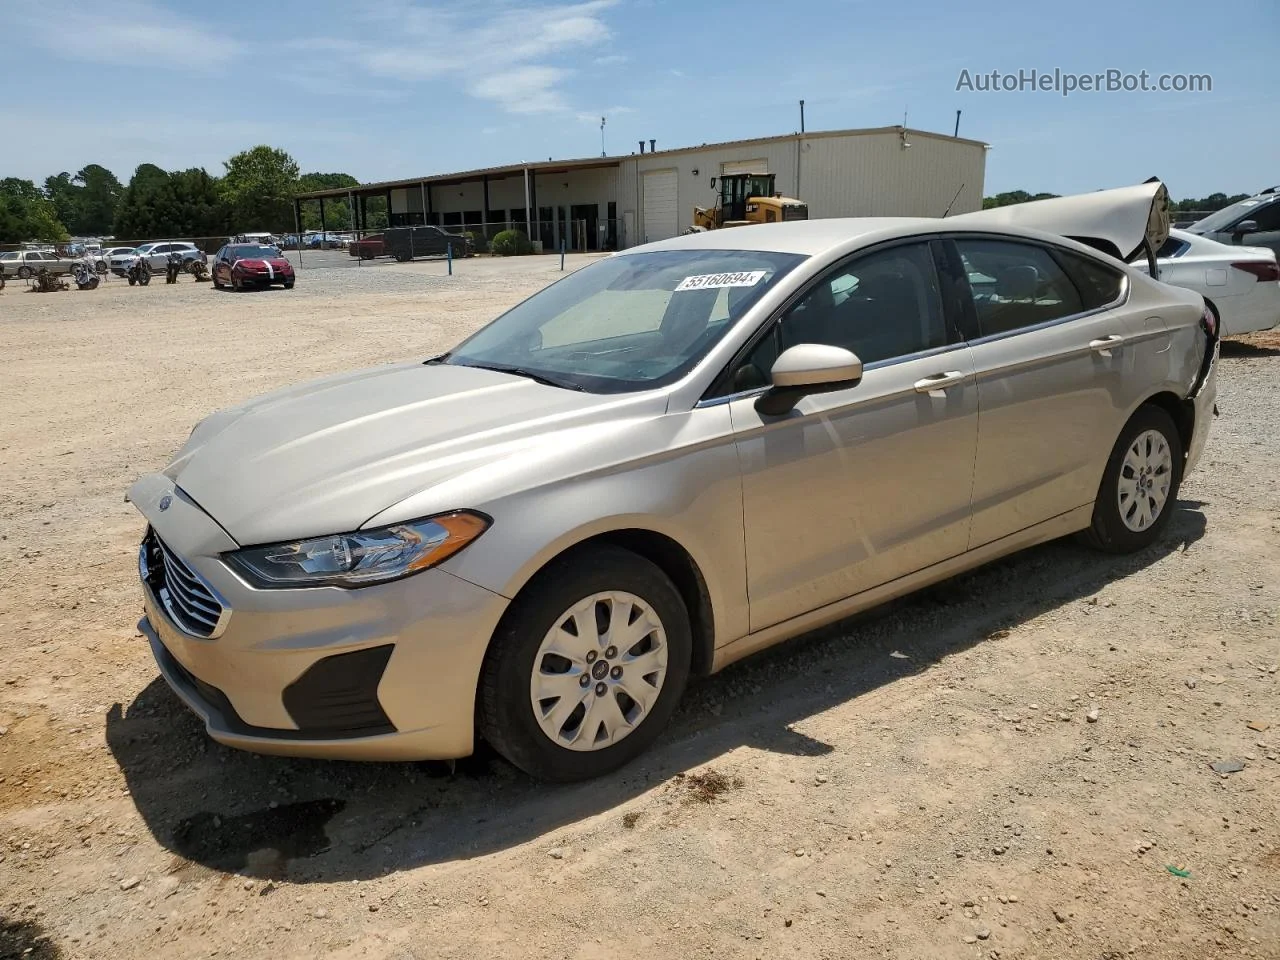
[295,125,987,252]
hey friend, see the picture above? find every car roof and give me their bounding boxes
[618,215,1152,265]
[626,218,932,257]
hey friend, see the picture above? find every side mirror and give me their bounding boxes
[1233,219,1259,239]
[755,344,863,416]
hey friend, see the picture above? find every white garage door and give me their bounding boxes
[642,169,678,243]
[721,158,768,175]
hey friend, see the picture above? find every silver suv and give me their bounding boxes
[1185,187,1280,258]
[130,241,207,272]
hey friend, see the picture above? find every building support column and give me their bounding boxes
[482,175,491,234]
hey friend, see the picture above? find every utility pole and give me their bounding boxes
[600,116,607,157]
[799,99,805,133]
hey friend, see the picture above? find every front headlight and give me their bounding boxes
[226,512,490,588]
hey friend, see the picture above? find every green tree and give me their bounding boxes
[0,178,68,243]
[41,164,124,236]
[74,164,125,236]
[113,164,227,242]
[222,145,300,233]
[982,190,1061,209]
[44,172,81,233]
[297,172,359,231]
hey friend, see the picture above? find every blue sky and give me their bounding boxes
[2,0,1274,199]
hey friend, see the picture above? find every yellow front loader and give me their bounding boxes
[688,173,808,232]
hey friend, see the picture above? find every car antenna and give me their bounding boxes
[942,183,965,218]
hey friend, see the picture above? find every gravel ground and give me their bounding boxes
[0,259,1277,960]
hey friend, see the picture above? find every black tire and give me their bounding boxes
[1082,404,1183,553]
[284,280,294,289]
[127,275,137,286]
[17,266,32,280]
[212,273,222,290]
[479,544,692,782]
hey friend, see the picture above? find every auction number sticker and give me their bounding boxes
[675,270,766,292]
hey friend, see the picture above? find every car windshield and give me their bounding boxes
[228,246,279,259]
[1188,197,1274,233]
[443,249,806,393]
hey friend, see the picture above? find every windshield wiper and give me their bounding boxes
[459,361,585,391]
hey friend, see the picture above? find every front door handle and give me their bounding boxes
[1089,334,1125,354]
[914,371,967,394]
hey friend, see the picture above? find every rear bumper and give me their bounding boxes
[1185,326,1220,476]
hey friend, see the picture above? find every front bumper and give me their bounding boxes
[130,474,509,761]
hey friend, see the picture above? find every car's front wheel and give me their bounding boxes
[479,545,692,782]
[1083,404,1184,553]
[17,266,32,280]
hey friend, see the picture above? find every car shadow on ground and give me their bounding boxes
[1220,338,1280,358]
[105,504,1206,882]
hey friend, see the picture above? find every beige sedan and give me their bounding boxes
[128,181,1219,781]
[0,249,74,279]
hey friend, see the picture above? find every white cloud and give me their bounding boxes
[292,1,618,114]
[21,1,241,70]
[472,66,570,114]
[593,54,629,66]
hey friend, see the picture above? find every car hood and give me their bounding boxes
[950,179,1171,263]
[232,256,292,270]
[163,361,638,546]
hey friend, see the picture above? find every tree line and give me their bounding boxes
[983,189,1253,212]
[0,146,367,244]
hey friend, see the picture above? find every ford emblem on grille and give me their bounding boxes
[158,495,172,511]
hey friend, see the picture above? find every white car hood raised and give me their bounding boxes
[950,179,1171,262]
[165,361,640,545]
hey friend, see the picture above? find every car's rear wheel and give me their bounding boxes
[1082,404,1183,553]
[17,266,32,280]
[479,545,692,782]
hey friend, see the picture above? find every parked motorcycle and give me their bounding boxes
[72,260,100,290]
[126,257,151,286]
[0,265,6,292]
[33,269,69,292]
[188,259,211,282]
[165,251,183,284]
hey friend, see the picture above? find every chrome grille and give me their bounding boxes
[141,529,227,638]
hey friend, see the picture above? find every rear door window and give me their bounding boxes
[953,238,1086,337]
[1053,249,1126,310]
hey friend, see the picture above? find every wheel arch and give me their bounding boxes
[487,526,718,680]
[1137,390,1194,462]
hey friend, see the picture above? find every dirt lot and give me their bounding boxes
[1,258,1277,960]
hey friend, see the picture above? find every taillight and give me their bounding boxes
[1231,260,1280,283]
[1200,304,1218,339]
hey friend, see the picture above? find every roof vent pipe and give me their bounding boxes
[638,141,645,154]
[649,139,656,153]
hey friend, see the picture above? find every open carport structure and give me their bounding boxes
[293,157,622,253]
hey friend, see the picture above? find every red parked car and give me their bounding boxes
[212,244,295,291]
[348,234,385,260]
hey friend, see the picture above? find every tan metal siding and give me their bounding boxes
[799,132,986,218]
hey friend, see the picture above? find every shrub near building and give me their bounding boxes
[489,229,533,256]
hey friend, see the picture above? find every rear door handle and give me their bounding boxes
[1089,335,1125,354]
[914,371,967,394]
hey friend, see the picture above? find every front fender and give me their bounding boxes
[422,427,752,650]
